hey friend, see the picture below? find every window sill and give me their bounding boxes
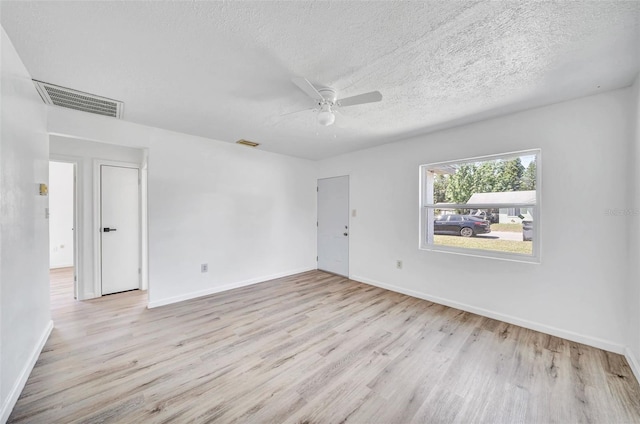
[420,243,541,264]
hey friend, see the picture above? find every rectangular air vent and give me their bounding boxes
[236,139,260,147]
[33,80,124,118]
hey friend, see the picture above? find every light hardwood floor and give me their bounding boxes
[9,268,640,423]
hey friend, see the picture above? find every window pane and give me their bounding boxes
[428,152,537,206]
[428,207,534,256]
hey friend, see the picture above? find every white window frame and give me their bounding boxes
[419,149,541,263]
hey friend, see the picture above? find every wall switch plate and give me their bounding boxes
[201,264,208,273]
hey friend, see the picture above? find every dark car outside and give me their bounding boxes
[434,214,491,237]
[522,219,533,241]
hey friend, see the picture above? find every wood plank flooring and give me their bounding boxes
[8,268,640,423]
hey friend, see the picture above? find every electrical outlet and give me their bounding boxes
[396,260,403,269]
[201,264,208,273]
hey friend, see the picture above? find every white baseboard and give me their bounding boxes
[625,347,640,385]
[351,274,626,355]
[79,292,97,301]
[0,320,53,424]
[147,267,316,309]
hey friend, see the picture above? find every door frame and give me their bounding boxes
[49,156,81,299]
[317,174,351,278]
[93,159,148,297]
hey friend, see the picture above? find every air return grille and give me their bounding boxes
[33,80,124,118]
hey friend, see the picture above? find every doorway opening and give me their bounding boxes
[48,161,77,303]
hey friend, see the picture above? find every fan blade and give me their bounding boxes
[280,107,315,116]
[337,91,382,107]
[292,77,324,101]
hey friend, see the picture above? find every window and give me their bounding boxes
[420,150,540,262]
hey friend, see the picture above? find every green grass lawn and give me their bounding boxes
[490,223,523,232]
[434,235,532,255]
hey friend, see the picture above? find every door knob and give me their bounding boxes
[103,227,117,232]
[343,232,348,236]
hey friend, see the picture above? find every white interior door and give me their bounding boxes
[101,165,140,295]
[317,176,349,277]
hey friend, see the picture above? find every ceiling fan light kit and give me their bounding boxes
[290,77,382,127]
[317,104,335,126]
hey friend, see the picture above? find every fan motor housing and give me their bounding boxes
[318,87,337,104]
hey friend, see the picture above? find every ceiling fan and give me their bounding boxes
[288,77,382,126]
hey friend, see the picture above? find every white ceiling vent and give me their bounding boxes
[32,80,124,118]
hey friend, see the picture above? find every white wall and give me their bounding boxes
[0,28,52,423]
[48,161,74,269]
[319,87,633,353]
[47,108,317,307]
[628,74,640,378]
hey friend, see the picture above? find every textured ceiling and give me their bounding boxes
[1,1,639,160]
